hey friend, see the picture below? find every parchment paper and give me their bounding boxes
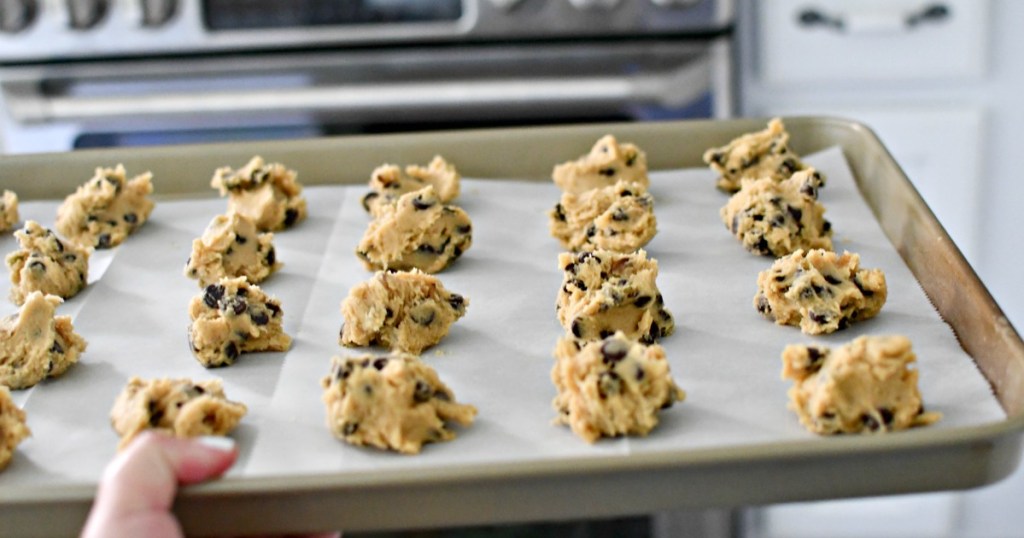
[0,147,1004,488]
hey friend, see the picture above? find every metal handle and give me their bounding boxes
[798,3,950,33]
[2,61,710,125]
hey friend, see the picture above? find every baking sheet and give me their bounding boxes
[0,146,1004,488]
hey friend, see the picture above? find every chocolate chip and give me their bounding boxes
[564,262,577,273]
[417,244,437,254]
[861,413,881,432]
[204,284,225,308]
[124,213,138,224]
[342,422,359,436]
[597,371,621,398]
[601,339,629,364]
[448,294,464,310]
[620,189,633,197]
[625,152,637,166]
[372,357,388,370]
[823,220,832,233]
[224,342,239,360]
[633,295,652,308]
[809,311,831,325]
[50,340,63,354]
[97,233,111,249]
[553,203,567,222]
[235,234,247,245]
[825,275,842,285]
[754,236,770,255]
[806,346,823,368]
[573,279,587,292]
[611,208,629,222]
[64,253,77,263]
[586,225,596,238]
[284,208,299,227]
[361,192,380,212]
[265,247,276,266]
[571,319,583,338]
[28,261,45,272]
[413,380,432,403]
[250,309,269,325]
[53,237,64,252]
[226,297,247,315]
[879,407,894,426]
[756,294,772,315]
[266,302,281,315]
[598,167,616,177]
[411,196,435,211]
[456,224,472,234]
[599,329,613,339]
[635,366,645,381]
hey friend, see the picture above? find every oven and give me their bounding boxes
[0,0,734,154]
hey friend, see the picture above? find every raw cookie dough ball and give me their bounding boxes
[185,212,280,287]
[0,292,87,390]
[556,250,674,343]
[55,164,155,249]
[322,353,476,454]
[211,155,307,231]
[755,249,887,335]
[340,269,468,355]
[110,377,247,450]
[551,333,684,443]
[1,190,18,232]
[553,135,649,195]
[781,335,942,435]
[549,180,657,253]
[362,155,460,217]
[0,386,31,472]
[703,118,817,194]
[720,168,831,257]
[6,220,90,305]
[187,277,291,368]
[356,186,472,274]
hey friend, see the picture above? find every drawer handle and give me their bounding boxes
[798,3,950,33]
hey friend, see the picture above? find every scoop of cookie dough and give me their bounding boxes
[782,335,941,435]
[553,135,649,195]
[340,269,468,355]
[185,212,280,287]
[211,156,307,231]
[362,156,460,217]
[6,220,90,306]
[55,164,155,249]
[322,353,476,454]
[1,190,18,232]
[720,168,831,257]
[556,250,674,343]
[356,186,472,274]
[0,386,31,472]
[755,249,887,335]
[703,118,817,193]
[550,180,657,253]
[552,333,684,443]
[0,292,87,390]
[187,277,291,368]
[110,377,248,450]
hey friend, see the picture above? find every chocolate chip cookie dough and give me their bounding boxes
[720,169,831,257]
[703,118,816,194]
[340,269,468,355]
[110,377,248,449]
[552,333,684,443]
[187,277,291,368]
[549,180,657,253]
[6,220,90,305]
[211,156,307,231]
[0,292,87,390]
[0,386,30,471]
[553,135,649,195]
[556,250,674,343]
[55,164,155,249]
[782,335,941,435]
[322,353,476,454]
[755,249,887,335]
[356,186,472,274]
[362,156,461,217]
[1,190,18,232]
[185,212,280,287]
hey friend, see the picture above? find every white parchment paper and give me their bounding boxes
[0,147,1005,488]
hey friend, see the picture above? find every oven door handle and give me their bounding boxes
[2,62,710,124]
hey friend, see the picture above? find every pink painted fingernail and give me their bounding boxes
[195,436,236,452]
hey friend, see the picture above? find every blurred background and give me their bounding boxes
[0,0,1020,535]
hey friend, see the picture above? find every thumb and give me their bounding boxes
[81,432,238,538]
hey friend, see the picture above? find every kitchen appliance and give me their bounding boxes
[0,0,734,153]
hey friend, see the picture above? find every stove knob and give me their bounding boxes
[65,0,107,29]
[568,0,620,9]
[0,0,37,33]
[139,0,175,26]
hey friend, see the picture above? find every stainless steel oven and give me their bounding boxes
[0,0,734,153]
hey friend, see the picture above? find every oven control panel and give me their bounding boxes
[0,0,730,63]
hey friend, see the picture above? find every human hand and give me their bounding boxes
[81,432,341,538]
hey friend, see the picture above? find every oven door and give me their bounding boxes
[0,39,732,153]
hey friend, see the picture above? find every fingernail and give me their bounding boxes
[195,435,236,452]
